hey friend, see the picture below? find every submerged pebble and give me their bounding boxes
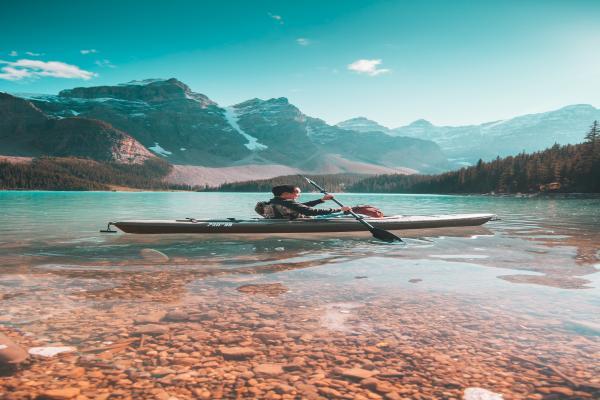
[463,387,504,400]
[28,346,76,357]
[236,283,288,296]
[0,333,28,364]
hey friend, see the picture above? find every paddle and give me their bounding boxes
[303,177,403,243]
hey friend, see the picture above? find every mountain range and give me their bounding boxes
[1,79,446,181]
[1,78,597,186]
[337,105,600,165]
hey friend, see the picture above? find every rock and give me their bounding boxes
[318,387,343,397]
[546,387,574,396]
[254,332,286,341]
[253,363,285,377]
[218,334,244,344]
[361,378,395,393]
[39,388,81,399]
[134,311,167,324]
[463,387,503,400]
[151,367,175,377]
[140,248,169,262]
[133,324,169,335]
[339,368,379,381]
[220,347,257,360]
[0,332,28,364]
[69,367,85,378]
[408,279,423,283]
[163,310,190,322]
[28,346,76,357]
[355,276,368,279]
[236,283,288,296]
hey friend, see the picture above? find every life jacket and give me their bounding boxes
[351,205,385,218]
[255,201,278,218]
[255,200,305,219]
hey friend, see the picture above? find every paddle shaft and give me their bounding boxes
[305,178,378,231]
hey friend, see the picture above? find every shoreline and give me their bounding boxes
[1,189,600,198]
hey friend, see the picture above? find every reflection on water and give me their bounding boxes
[0,192,599,398]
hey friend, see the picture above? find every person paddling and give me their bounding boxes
[256,185,351,219]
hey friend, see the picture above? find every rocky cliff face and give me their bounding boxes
[30,79,250,167]
[60,78,215,106]
[0,93,154,163]
[231,98,322,166]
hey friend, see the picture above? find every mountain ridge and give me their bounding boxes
[338,104,600,165]
[4,78,447,175]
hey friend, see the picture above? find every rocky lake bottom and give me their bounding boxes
[0,192,598,399]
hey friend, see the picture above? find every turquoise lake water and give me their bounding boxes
[0,192,600,302]
[0,191,599,339]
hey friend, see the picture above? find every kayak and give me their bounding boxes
[107,213,495,234]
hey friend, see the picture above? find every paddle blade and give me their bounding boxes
[370,227,403,243]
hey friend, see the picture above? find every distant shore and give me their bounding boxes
[1,188,599,198]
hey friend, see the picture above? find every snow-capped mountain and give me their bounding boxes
[4,78,447,174]
[338,105,600,165]
[231,97,448,172]
[336,117,391,134]
[23,78,250,166]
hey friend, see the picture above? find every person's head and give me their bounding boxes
[272,185,301,200]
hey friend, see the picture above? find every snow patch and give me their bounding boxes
[148,142,172,157]
[121,79,166,86]
[180,147,186,151]
[223,106,268,151]
[70,110,80,116]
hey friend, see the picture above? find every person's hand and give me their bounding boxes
[321,194,334,201]
[340,206,352,212]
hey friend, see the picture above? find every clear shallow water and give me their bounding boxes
[1,191,598,317]
[1,192,599,397]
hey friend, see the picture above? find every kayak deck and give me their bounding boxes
[110,214,495,234]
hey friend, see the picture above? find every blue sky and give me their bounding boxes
[1,0,599,127]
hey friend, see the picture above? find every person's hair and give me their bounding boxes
[272,185,298,197]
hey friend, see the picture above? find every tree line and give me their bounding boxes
[0,157,190,191]
[201,173,368,193]
[349,122,600,194]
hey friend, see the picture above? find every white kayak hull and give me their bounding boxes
[111,214,495,234]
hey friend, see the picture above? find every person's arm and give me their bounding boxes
[302,199,324,207]
[282,200,341,216]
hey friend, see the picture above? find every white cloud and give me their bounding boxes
[347,59,390,76]
[9,51,18,57]
[268,13,284,24]
[95,59,115,68]
[80,49,98,55]
[0,66,30,80]
[25,51,42,56]
[0,59,97,81]
[296,38,310,46]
